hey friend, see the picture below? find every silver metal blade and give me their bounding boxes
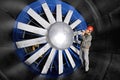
[58,50,63,74]
[27,8,50,29]
[25,43,51,65]
[56,4,62,22]
[70,19,81,29]
[64,10,73,24]
[17,22,47,35]
[65,49,75,68]
[41,48,56,74]
[16,37,47,48]
[42,3,56,24]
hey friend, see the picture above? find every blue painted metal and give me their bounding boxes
[13,0,87,78]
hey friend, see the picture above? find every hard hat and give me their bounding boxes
[87,26,94,32]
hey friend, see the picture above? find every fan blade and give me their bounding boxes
[70,46,79,55]
[42,3,56,24]
[41,48,56,74]
[58,50,63,74]
[70,19,81,29]
[65,49,75,68]
[16,37,47,48]
[17,22,47,35]
[56,4,62,22]
[25,43,51,65]
[64,10,73,24]
[27,8,50,29]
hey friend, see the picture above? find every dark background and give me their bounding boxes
[0,0,120,80]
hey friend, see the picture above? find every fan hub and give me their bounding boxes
[48,22,74,50]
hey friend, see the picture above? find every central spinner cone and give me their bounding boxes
[48,22,74,50]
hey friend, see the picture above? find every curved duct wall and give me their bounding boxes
[0,0,120,80]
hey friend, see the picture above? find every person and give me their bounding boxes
[80,26,94,72]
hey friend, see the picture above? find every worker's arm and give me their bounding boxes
[74,30,85,44]
[74,30,85,36]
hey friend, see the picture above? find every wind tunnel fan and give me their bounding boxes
[13,0,87,77]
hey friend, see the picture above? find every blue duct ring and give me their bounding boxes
[13,0,87,78]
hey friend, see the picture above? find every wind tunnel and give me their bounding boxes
[0,0,120,80]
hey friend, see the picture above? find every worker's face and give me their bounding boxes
[85,29,92,34]
[85,29,90,33]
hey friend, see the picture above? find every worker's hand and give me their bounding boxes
[81,30,85,35]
